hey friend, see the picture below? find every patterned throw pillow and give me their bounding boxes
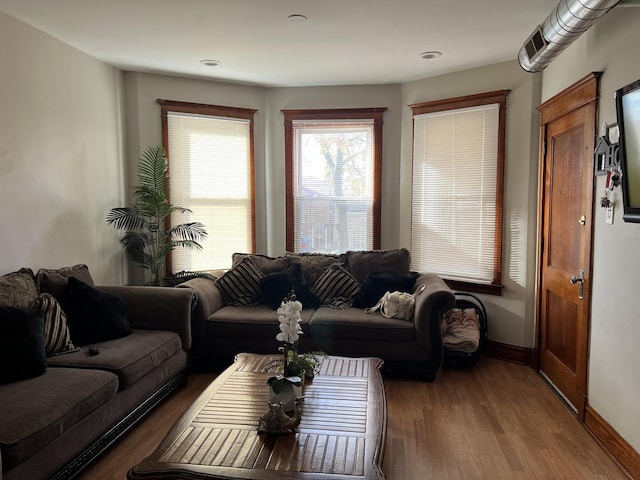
[0,268,38,309]
[312,263,361,309]
[215,258,264,306]
[30,293,78,356]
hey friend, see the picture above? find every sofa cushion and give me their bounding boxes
[29,293,78,356]
[0,268,38,309]
[0,306,47,384]
[352,271,419,309]
[36,264,94,302]
[47,329,182,389]
[260,263,320,309]
[309,307,416,342]
[216,258,264,306]
[346,248,412,284]
[63,278,131,346]
[207,304,314,338]
[286,252,347,287]
[0,367,118,470]
[232,253,294,275]
[311,263,361,308]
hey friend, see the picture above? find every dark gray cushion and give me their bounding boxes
[47,329,182,389]
[309,306,416,342]
[346,248,411,284]
[0,268,38,309]
[286,252,346,287]
[0,367,118,470]
[207,304,313,338]
[36,264,94,302]
[231,253,294,275]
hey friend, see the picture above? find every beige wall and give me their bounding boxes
[265,85,403,252]
[0,12,125,284]
[3,3,638,453]
[123,74,403,267]
[541,6,640,452]
[400,61,542,348]
[122,72,267,284]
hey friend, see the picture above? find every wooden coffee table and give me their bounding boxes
[127,353,387,479]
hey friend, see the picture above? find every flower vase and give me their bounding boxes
[269,382,303,413]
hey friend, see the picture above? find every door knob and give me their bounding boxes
[570,269,584,299]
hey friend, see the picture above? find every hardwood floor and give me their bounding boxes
[78,357,629,480]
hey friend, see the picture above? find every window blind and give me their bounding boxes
[411,104,499,284]
[167,112,253,272]
[292,120,375,253]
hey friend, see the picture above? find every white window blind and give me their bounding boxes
[292,120,375,253]
[167,112,253,272]
[411,104,499,284]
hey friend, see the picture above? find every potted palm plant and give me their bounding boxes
[106,145,207,286]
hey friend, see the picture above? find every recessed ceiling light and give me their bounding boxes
[288,14,308,23]
[200,59,221,67]
[419,51,443,60]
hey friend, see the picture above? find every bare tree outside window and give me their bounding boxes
[284,108,385,254]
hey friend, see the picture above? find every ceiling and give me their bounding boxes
[0,0,561,88]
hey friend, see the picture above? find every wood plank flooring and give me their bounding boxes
[78,357,629,480]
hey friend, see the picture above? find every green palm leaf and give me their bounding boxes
[106,145,209,286]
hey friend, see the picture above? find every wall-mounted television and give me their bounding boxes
[615,78,640,223]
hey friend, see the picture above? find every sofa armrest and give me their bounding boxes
[413,273,456,352]
[98,285,195,350]
[176,277,225,341]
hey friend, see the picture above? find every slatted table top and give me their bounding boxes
[127,353,387,480]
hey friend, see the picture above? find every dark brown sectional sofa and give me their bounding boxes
[181,249,455,379]
[0,265,194,480]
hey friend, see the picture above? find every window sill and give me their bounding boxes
[443,279,503,296]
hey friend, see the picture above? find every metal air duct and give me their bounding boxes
[518,0,620,72]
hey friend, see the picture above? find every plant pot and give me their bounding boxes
[269,382,303,412]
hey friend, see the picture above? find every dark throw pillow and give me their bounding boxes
[63,277,131,346]
[0,305,47,383]
[352,271,419,309]
[260,263,320,310]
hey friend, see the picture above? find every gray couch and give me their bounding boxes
[181,249,455,379]
[0,265,194,480]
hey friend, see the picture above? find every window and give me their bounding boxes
[283,108,385,253]
[158,100,256,272]
[410,90,508,295]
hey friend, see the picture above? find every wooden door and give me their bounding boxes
[536,73,599,418]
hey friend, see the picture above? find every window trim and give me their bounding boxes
[409,90,508,295]
[157,99,258,272]
[282,108,386,253]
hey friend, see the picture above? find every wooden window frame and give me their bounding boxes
[158,99,257,272]
[282,107,386,253]
[410,90,508,295]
